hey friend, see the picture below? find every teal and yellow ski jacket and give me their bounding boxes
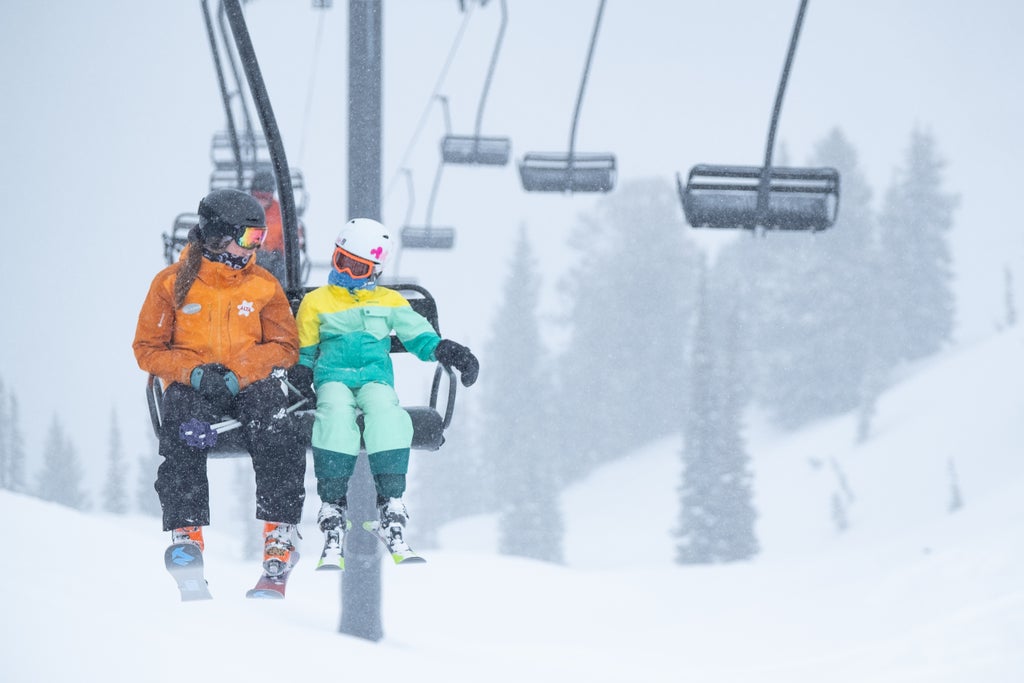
[295,285,440,388]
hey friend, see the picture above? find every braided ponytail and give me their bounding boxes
[173,226,205,308]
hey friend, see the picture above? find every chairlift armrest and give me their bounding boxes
[430,363,457,430]
[146,374,163,437]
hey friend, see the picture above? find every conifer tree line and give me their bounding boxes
[0,376,162,516]
[415,125,960,565]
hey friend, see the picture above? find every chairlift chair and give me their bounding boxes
[146,284,458,458]
[518,0,615,193]
[441,0,511,166]
[677,0,840,231]
[680,164,838,231]
[401,101,457,250]
[162,213,200,265]
[150,3,461,460]
[400,167,456,248]
[208,160,310,217]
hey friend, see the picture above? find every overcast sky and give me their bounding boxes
[2,0,1021,488]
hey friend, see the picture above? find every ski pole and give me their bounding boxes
[210,397,309,434]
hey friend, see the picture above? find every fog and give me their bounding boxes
[1,0,1022,515]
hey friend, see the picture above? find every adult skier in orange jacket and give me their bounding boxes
[133,188,306,583]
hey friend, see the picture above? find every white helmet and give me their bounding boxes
[334,218,391,276]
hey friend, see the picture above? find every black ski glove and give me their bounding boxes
[434,339,479,387]
[286,364,317,407]
[190,363,238,412]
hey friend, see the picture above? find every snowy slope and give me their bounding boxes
[5,326,1024,683]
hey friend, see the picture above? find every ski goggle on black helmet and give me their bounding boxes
[197,189,268,250]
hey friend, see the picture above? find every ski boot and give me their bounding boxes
[262,522,298,577]
[364,497,425,564]
[171,525,205,551]
[316,501,348,571]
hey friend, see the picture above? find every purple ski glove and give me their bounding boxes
[180,418,218,449]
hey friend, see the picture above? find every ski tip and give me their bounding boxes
[316,561,345,571]
[393,554,426,565]
[181,591,214,602]
[245,589,285,599]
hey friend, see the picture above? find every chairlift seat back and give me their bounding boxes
[441,135,511,166]
[162,213,199,265]
[210,130,271,170]
[518,152,616,193]
[208,166,309,217]
[680,164,839,231]
[401,226,456,250]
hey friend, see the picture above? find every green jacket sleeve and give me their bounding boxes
[391,305,441,361]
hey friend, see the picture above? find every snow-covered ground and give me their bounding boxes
[6,326,1023,682]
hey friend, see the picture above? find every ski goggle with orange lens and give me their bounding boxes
[333,246,375,279]
[234,226,267,249]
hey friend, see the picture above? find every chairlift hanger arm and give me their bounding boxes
[216,0,257,141]
[758,0,809,217]
[763,0,809,173]
[201,0,243,188]
[222,0,301,290]
[472,0,506,140]
[568,0,607,160]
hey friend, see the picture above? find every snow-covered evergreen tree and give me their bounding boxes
[556,177,701,480]
[749,128,879,429]
[481,226,563,563]
[877,127,957,362]
[411,395,485,548]
[0,377,9,490]
[7,395,26,493]
[676,260,758,564]
[1003,266,1016,330]
[102,408,128,514]
[36,415,89,510]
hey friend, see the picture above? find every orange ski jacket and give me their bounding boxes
[133,248,299,390]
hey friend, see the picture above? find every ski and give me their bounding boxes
[362,520,426,565]
[164,542,213,601]
[315,522,348,571]
[245,551,299,599]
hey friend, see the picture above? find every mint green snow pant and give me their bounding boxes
[311,381,411,503]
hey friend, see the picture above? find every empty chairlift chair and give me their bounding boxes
[677,0,839,231]
[400,166,456,250]
[518,0,615,193]
[681,165,839,231]
[401,97,457,250]
[441,0,511,166]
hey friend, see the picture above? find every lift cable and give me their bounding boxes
[384,4,475,202]
[298,8,328,167]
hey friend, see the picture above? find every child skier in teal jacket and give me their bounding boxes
[290,218,478,567]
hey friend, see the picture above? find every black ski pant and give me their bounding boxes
[155,377,306,531]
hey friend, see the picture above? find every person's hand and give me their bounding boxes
[434,339,479,387]
[286,364,317,407]
[190,363,238,412]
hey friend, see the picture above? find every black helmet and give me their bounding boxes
[250,169,277,194]
[197,189,266,243]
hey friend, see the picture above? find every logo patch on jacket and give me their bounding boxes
[181,303,202,314]
[237,300,256,317]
